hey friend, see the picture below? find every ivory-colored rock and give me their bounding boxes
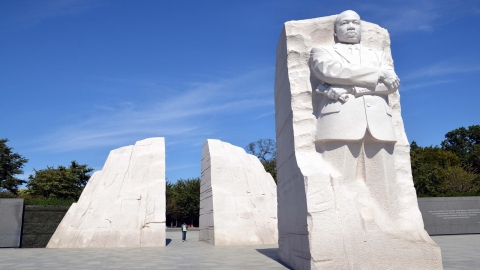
[275,13,443,269]
[199,139,278,245]
[47,138,165,248]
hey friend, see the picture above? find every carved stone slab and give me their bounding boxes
[0,199,24,248]
[418,197,480,235]
[47,138,165,248]
[275,15,443,269]
[199,139,278,245]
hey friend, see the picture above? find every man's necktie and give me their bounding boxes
[349,44,361,64]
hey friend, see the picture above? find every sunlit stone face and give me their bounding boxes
[335,10,362,44]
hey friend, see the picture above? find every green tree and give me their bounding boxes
[27,161,93,200]
[441,125,480,173]
[173,178,200,226]
[470,144,480,173]
[165,178,201,227]
[0,139,28,195]
[166,180,181,227]
[439,166,478,195]
[410,144,458,196]
[246,139,277,183]
[410,142,479,197]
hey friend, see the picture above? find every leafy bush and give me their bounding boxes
[166,178,200,227]
[21,195,76,206]
[0,190,75,205]
[411,132,480,197]
[27,161,93,200]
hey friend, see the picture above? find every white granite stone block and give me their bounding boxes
[47,138,165,248]
[275,13,443,269]
[199,139,278,245]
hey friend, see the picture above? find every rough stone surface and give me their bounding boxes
[0,199,24,248]
[47,138,166,248]
[199,139,278,245]
[275,16,443,269]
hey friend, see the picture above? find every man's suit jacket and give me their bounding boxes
[310,43,397,142]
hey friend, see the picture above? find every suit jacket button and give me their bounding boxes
[366,103,371,107]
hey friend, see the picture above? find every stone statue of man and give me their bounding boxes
[311,10,400,142]
[310,10,401,210]
[275,10,442,269]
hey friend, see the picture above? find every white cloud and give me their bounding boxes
[403,61,480,81]
[1,0,102,31]
[253,111,274,119]
[359,0,479,34]
[31,68,273,152]
[399,58,480,91]
[400,79,454,91]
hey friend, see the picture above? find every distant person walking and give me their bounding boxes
[181,222,188,242]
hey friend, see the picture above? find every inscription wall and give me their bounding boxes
[418,197,480,235]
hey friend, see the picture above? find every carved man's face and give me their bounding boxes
[335,11,361,44]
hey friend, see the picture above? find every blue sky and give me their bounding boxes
[1,0,479,184]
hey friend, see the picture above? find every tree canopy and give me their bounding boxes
[0,139,28,195]
[166,178,200,227]
[246,139,277,182]
[412,125,480,197]
[441,125,480,173]
[410,144,476,196]
[27,161,94,200]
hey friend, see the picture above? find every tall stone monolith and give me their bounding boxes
[199,139,278,245]
[275,12,443,269]
[47,138,165,248]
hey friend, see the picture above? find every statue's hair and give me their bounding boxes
[334,10,360,26]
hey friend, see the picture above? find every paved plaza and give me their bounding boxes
[0,231,478,269]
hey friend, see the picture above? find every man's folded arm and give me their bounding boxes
[310,47,379,88]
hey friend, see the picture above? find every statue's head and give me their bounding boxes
[334,10,361,44]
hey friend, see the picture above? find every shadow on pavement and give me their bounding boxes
[255,248,292,269]
[166,238,172,246]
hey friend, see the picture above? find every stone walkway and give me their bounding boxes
[0,232,478,269]
[433,234,480,269]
